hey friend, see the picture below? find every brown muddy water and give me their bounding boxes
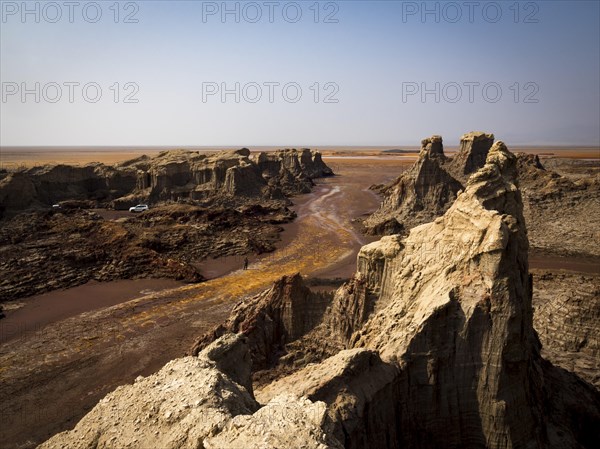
[529,254,600,275]
[0,279,184,344]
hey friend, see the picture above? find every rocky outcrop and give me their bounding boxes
[365,133,599,258]
[517,153,600,257]
[364,132,494,234]
[0,203,294,302]
[0,163,138,215]
[0,148,330,301]
[256,347,403,447]
[0,208,204,301]
[533,271,600,388]
[319,274,374,346]
[37,334,259,449]
[0,148,333,216]
[195,142,599,447]
[0,172,38,217]
[348,142,547,447]
[191,271,386,390]
[190,274,332,371]
[256,148,333,191]
[257,142,600,448]
[37,142,600,449]
[448,131,496,177]
[204,393,342,449]
[39,333,342,449]
[365,132,600,261]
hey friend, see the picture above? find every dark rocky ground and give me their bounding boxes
[0,203,295,302]
[0,148,333,303]
[532,270,600,388]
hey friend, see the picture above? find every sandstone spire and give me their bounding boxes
[364,132,494,235]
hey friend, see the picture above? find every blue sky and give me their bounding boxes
[1,0,599,147]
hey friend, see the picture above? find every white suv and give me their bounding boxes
[129,204,149,213]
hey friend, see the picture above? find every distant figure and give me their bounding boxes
[243,257,249,270]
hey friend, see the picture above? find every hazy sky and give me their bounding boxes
[1,0,599,147]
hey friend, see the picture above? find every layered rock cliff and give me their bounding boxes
[365,132,599,259]
[190,271,383,387]
[364,131,494,234]
[38,143,600,449]
[258,142,600,448]
[0,164,138,216]
[349,142,544,447]
[122,148,332,205]
[190,274,333,371]
[0,148,333,217]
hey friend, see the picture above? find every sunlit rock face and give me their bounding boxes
[364,131,495,235]
[348,142,544,448]
[38,334,341,449]
[37,142,600,449]
[0,148,333,215]
[257,142,600,449]
[114,148,333,205]
[366,132,600,259]
[190,273,333,371]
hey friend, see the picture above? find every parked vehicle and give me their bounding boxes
[129,204,149,213]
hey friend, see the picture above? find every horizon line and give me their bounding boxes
[2,143,599,150]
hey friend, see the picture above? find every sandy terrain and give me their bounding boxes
[1,145,597,169]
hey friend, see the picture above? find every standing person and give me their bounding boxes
[243,257,249,270]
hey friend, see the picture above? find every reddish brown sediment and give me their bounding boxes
[1,145,597,169]
[0,278,184,344]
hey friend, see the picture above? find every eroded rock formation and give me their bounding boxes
[0,148,333,217]
[517,153,600,257]
[0,148,332,301]
[38,334,342,449]
[364,131,494,234]
[119,148,332,206]
[0,164,138,217]
[533,271,600,388]
[257,142,600,448]
[190,271,382,387]
[38,143,600,449]
[190,273,333,371]
[364,133,599,260]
